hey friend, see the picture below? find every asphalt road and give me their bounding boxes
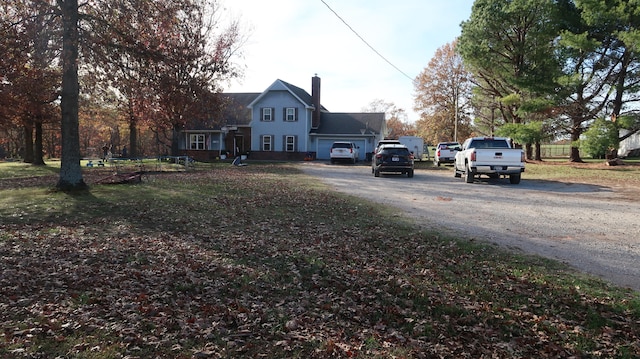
[299,161,640,292]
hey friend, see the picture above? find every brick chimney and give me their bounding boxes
[312,75,321,128]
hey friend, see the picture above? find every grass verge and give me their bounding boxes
[0,162,639,358]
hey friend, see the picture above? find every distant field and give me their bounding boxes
[540,144,573,158]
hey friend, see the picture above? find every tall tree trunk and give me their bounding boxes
[23,123,34,163]
[171,124,181,156]
[129,118,137,158]
[535,141,541,161]
[34,121,45,165]
[525,143,533,161]
[569,121,583,162]
[57,0,87,190]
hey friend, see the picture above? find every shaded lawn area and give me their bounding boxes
[1,164,639,358]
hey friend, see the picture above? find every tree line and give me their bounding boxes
[1,0,243,189]
[5,0,640,189]
[412,0,640,162]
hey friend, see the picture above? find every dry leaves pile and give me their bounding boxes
[1,165,639,358]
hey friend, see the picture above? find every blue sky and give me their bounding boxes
[221,0,473,123]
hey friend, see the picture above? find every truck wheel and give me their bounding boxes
[374,169,380,177]
[407,169,414,178]
[453,162,462,178]
[509,174,521,184]
[464,164,474,183]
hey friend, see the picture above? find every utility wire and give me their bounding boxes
[320,0,415,83]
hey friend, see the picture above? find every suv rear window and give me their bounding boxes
[332,143,353,149]
[380,148,410,156]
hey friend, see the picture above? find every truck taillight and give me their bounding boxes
[470,151,476,162]
[436,149,440,156]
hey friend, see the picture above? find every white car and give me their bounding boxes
[330,141,359,164]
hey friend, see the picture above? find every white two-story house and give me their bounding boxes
[179,75,386,161]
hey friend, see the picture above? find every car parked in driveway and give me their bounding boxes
[330,141,359,164]
[433,141,461,166]
[371,144,414,177]
[374,139,401,154]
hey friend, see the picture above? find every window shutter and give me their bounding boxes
[294,135,298,152]
[282,108,286,122]
[295,108,298,121]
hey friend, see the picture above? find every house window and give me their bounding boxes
[261,107,273,122]
[189,134,205,150]
[284,107,298,122]
[285,135,296,152]
[261,135,273,151]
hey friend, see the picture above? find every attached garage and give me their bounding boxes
[315,138,368,161]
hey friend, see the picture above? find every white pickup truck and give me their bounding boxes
[454,137,525,184]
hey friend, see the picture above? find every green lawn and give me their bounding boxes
[1,161,639,358]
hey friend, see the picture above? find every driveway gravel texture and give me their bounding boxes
[300,162,640,292]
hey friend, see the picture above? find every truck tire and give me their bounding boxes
[509,174,521,184]
[407,169,414,178]
[453,162,462,178]
[464,164,474,183]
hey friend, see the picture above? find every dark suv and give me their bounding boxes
[372,144,414,178]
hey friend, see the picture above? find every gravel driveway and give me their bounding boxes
[299,162,640,292]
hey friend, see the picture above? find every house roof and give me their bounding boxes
[312,112,385,135]
[248,79,328,111]
[186,93,260,131]
[219,93,260,126]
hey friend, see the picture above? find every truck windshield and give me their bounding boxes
[471,140,509,148]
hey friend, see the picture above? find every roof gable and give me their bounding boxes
[248,79,326,111]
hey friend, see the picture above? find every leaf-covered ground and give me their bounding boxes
[1,165,639,358]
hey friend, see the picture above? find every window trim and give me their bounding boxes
[261,107,274,122]
[284,107,298,122]
[284,135,296,152]
[189,134,205,150]
[261,135,273,151]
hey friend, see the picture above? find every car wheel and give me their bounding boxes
[464,163,474,183]
[509,174,521,184]
[407,169,414,178]
[374,169,380,177]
